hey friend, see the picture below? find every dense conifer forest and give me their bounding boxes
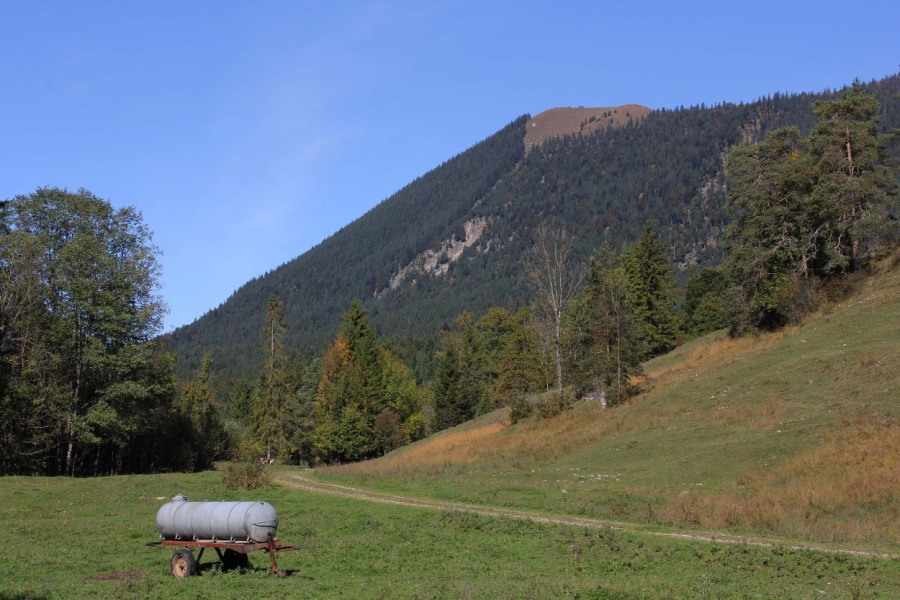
[169,75,900,387]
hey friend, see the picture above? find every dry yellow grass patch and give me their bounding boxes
[334,421,508,476]
[647,329,789,387]
[336,401,656,479]
[659,414,899,544]
[390,422,507,465]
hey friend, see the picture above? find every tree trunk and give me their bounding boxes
[65,435,74,476]
[554,313,563,410]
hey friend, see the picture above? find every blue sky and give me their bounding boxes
[2,1,898,331]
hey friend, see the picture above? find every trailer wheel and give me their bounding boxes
[171,548,197,578]
[222,549,250,571]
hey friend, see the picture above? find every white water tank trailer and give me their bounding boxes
[148,495,296,577]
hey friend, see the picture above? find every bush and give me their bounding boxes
[221,438,271,491]
[374,410,406,455]
[508,396,533,424]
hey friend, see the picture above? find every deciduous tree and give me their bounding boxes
[0,187,173,475]
[524,225,583,412]
[682,267,730,337]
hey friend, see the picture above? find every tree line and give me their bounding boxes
[0,188,226,475]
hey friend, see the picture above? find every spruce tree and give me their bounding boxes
[432,342,463,430]
[252,296,290,462]
[492,309,544,406]
[621,224,680,357]
[179,353,228,469]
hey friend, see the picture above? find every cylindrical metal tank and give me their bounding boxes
[156,495,278,543]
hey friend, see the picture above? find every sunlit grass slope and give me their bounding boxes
[323,259,900,549]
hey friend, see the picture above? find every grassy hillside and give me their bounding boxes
[320,257,900,550]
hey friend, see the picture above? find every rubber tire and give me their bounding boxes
[171,548,197,578]
[222,549,250,571]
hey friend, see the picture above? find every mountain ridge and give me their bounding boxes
[167,74,900,384]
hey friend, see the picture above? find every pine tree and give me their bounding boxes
[724,127,811,331]
[724,83,898,332]
[807,80,898,272]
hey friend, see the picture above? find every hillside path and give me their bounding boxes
[275,472,898,559]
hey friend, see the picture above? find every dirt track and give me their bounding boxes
[276,472,898,559]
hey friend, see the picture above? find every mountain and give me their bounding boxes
[168,74,900,384]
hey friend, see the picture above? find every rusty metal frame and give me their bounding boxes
[147,532,297,576]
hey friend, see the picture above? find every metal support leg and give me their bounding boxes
[267,532,282,576]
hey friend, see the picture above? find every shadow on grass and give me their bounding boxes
[194,562,304,578]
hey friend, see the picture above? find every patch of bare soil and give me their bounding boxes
[524,105,652,153]
[276,473,897,559]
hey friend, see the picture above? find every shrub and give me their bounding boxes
[508,396,533,424]
[221,438,271,490]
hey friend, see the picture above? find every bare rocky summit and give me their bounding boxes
[525,104,652,152]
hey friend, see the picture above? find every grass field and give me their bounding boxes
[1,470,898,599]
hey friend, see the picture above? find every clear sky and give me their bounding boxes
[2,0,898,331]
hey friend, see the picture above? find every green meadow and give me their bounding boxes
[0,470,897,599]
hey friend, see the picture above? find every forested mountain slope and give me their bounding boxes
[168,74,900,383]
